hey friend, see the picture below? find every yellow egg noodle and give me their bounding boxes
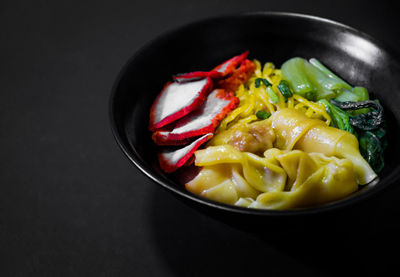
[217,60,331,132]
[186,60,376,210]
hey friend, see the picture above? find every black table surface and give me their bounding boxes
[1,0,399,276]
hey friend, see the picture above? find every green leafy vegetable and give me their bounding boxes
[319,99,355,134]
[282,57,371,103]
[266,86,279,104]
[305,91,316,101]
[328,99,386,173]
[277,80,293,102]
[281,56,386,174]
[359,129,385,173]
[254,77,278,104]
[309,58,352,91]
[352,87,369,101]
[304,61,343,100]
[335,86,369,102]
[335,87,370,118]
[281,57,315,96]
[256,110,271,120]
[331,100,384,131]
[255,78,272,88]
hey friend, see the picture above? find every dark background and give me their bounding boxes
[1,0,399,276]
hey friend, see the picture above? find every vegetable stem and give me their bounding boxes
[255,78,272,88]
[309,58,352,91]
[281,57,315,95]
[331,99,384,131]
[277,80,293,102]
[266,86,279,104]
[256,110,271,120]
[319,99,355,134]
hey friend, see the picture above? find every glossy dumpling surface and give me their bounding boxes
[271,108,377,184]
[187,145,359,209]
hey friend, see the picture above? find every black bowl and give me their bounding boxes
[110,12,400,219]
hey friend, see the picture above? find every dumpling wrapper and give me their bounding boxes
[187,145,359,209]
[271,108,377,185]
[193,145,287,193]
[253,152,358,209]
[209,119,275,154]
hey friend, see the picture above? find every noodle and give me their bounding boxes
[216,60,331,133]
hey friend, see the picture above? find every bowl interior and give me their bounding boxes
[110,13,400,215]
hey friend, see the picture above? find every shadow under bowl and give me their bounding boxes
[110,12,400,222]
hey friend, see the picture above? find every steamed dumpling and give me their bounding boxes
[191,145,287,193]
[209,119,275,154]
[253,152,358,209]
[271,108,377,184]
[187,145,358,209]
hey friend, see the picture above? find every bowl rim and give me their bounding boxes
[109,11,399,216]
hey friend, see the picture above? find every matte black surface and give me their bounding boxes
[1,1,400,276]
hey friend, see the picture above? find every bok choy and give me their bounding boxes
[281,57,371,104]
[319,99,386,173]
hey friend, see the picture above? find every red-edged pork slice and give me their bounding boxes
[173,71,223,83]
[153,89,239,145]
[212,51,249,77]
[172,51,250,83]
[158,133,213,173]
[215,59,256,92]
[149,77,213,131]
